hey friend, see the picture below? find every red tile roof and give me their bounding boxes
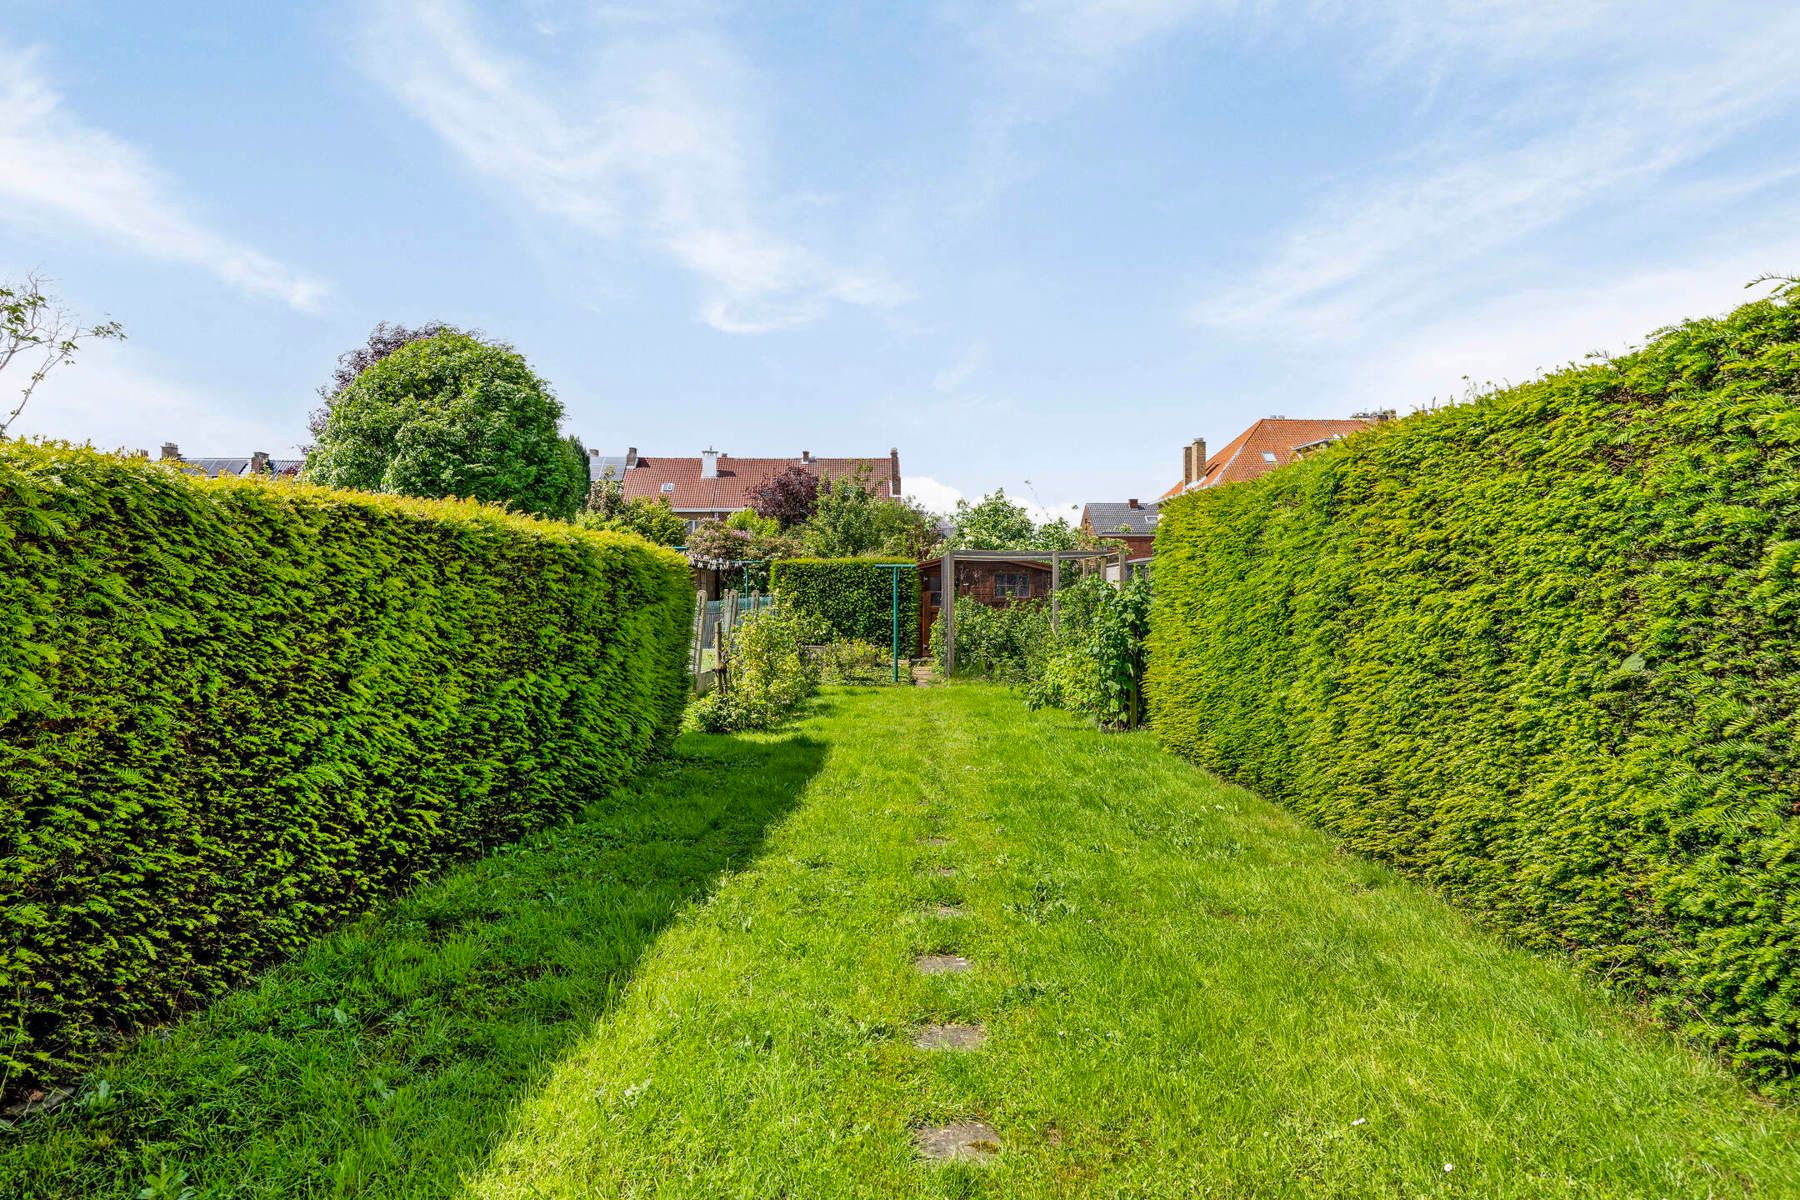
[619,452,900,515]
[1164,417,1371,497]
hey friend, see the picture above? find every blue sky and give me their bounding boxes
[5,1,1799,516]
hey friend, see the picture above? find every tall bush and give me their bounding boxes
[1028,574,1151,728]
[690,604,830,732]
[1148,286,1800,1093]
[0,445,692,1098]
[304,329,587,519]
[930,595,1049,682]
[770,558,919,649]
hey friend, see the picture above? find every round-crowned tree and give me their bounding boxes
[305,329,587,519]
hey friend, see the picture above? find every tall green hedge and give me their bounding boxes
[1149,287,1800,1094]
[769,558,918,651]
[0,445,692,1097]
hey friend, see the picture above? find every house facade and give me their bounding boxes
[597,447,902,529]
[1079,498,1158,558]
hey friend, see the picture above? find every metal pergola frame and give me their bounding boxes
[935,547,1127,676]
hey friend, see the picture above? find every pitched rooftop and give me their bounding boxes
[611,448,901,516]
[1162,416,1379,498]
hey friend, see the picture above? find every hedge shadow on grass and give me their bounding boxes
[0,728,826,1198]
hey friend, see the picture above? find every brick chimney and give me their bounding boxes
[1127,498,1140,509]
[890,447,901,497]
[160,442,181,461]
[625,446,638,468]
[801,450,813,464]
[1182,437,1207,486]
[701,447,719,480]
[250,451,270,474]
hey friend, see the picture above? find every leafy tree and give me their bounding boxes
[747,463,821,528]
[946,488,1087,551]
[309,321,448,442]
[726,507,780,537]
[947,488,1037,549]
[0,273,124,437]
[580,472,686,546]
[1031,516,1086,551]
[802,467,940,558]
[305,329,587,519]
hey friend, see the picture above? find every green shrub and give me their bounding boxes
[1148,286,1800,1093]
[304,329,587,519]
[0,444,692,1098]
[691,605,830,732]
[929,595,1048,682]
[813,639,890,685]
[1027,574,1151,728]
[769,558,918,650]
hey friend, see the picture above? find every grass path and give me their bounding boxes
[6,685,1799,1197]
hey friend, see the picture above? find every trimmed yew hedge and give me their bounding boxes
[0,445,692,1096]
[770,558,918,649]
[1149,288,1800,1093]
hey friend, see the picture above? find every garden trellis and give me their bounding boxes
[938,547,1126,675]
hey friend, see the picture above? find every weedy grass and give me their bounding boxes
[6,686,1798,1197]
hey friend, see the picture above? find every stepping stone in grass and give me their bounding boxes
[919,835,950,847]
[912,1022,986,1050]
[933,865,957,877]
[915,953,970,974]
[930,903,964,918]
[915,1121,1001,1164]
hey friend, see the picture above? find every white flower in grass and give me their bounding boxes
[1443,1163,1453,1173]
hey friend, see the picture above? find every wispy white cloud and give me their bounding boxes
[933,341,988,395]
[0,45,327,310]
[364,0,901,333]
[1192,9,1800,338]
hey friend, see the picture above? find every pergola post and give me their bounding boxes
[941,549,956,676]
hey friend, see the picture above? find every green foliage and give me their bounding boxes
[929,594,1049,682]
[304,330,587,519]
[0,271,124,437]
[5,687,1798,1196]
[580,474,687,547]
[801,469,939,558]
[690,605,829,732]
[1026,574,1151,728]
[0,444,693,1099]
[812,639,891,685]
[947,488,1035,549]
[769,558,919,649]
[947,488,1085,551]
[725,507,779,537]
[1148,285,1800,1094]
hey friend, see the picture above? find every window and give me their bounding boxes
[1260,451,1278,463]
[995,571,1031,599]
[660,481,676,493]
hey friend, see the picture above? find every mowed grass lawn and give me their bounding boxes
[6,685,1798,1197]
